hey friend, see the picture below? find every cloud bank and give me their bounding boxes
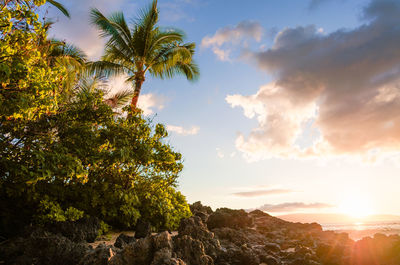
[167,125,200,136]
[227,0,400,161]
[201,21,263,61]
[257,202,334,212]
[232,189,294,198]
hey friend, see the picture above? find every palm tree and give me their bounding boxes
[38,21,87,91]
[47,0,70,18]
[74,73,133,112]
[89,0,199,111]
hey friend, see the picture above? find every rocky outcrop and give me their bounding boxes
[0,228,89,265]
[2,202,400,265]
[114,233,136,249]
[207,208,253,230]
[44,217,102,243]
[134,219,152,239]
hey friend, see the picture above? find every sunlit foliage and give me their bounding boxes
[0,0,191,237]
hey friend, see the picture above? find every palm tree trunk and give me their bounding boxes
[131,79,143,109]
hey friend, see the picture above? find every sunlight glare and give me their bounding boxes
[339,194,373,219]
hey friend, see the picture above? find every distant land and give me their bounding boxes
[277,213,400,224]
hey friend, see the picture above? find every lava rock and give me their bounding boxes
[79,243,116,265]
[135,219,152,239]
[45,217,102,243]
[207,208,253,230]
[114,233,136,248]
[0,228,89,265]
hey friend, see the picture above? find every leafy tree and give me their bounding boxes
[0,0,191,237]
[90,0,199,110]
[1,0,70,18]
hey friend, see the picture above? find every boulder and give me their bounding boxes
[178,216,221,259]
[190,202,213,223]
[134,219,152,239]
[0,228,88,265]
[174,235,214,265]
[114,233,136,249]
[207,208,253,230]
[45,217,102,243]
[79,243,116,265]
[110,236,153,265]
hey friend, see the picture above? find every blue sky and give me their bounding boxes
[48,0,400,216]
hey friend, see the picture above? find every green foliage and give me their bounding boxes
[98,220,111,237]
[37,198,84,223]
[89,0,199,108]
[0,0,192,237]
[0,1,67,120]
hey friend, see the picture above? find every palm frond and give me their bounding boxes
[90,8,132,55]
[104,89,133,109]
[150,60,199,81]
[87,60,126,77]
[47,0,70,18]
[49,40,87,65]
[148,42,199,80]
[134,0,159,56]
[146,30,185,59]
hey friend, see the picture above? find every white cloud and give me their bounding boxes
[202,21,263,61]
[106,74,165,116]
[138,94,166,116]
[227,0,400,161]
[167,125,200,136]
[48,0,136,60]
[216,148,224,158]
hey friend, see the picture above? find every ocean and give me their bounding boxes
[322,222,400,241]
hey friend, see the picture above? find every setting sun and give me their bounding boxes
[339,195,374,219]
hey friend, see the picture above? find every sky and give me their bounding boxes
[46,0,400,217]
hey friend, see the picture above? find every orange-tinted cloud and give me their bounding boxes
[227,0,400,161]
[232,189,294,197]
[257,202,334,212]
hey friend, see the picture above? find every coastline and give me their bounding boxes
[2,202,400,265]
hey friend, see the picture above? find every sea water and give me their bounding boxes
[322,222,400,241]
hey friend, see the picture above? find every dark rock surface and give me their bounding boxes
[0,228,89,265]
[114,233,136,249]
[45,217,102,243]
[207,208,253,230]
[2,202,400,265]
[134,219,152,239]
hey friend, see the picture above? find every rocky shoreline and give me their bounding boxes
[2,202,400,265]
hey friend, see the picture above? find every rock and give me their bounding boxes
[110,231,180,265]
[190,201,213,215]
[178,216,221,259]
[0,228,89,265]
[134,219,152,239]
[79,243,116,265]
[207,208,253,230]
[44,217,102,243]
[174,235,214,265]
[264,242,281,253]
[260,255,280,265]
[153,231,173,250]
[114,233,136,249]
[110,236,153,265]
[190,202,213,223]
[216,244,259,265]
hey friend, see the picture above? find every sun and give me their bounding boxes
[339,194,373,219]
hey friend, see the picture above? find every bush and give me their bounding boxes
[0,1,191,237]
